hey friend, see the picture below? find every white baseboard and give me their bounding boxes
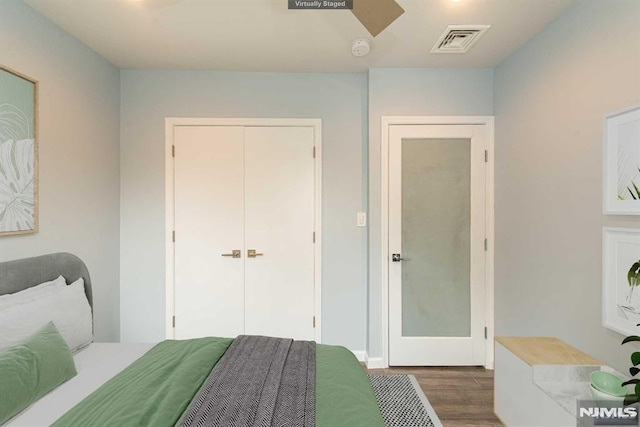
[485,358,495,370]
[348,350,387,369]
[365,354,386,369]
[351,350,366,362]
[354,350,492,370]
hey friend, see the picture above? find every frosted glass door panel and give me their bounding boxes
[401,138,471,337]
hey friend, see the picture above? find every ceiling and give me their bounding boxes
[23,0,575,73]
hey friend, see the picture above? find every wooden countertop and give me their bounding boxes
[495,337,601,366]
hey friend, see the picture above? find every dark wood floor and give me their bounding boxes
[368,366,504,427]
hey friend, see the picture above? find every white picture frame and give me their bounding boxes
[603,227,640,336]
[603,105,640,215]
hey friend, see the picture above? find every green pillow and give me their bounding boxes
[0,322,77,425]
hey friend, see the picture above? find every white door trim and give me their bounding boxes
[165,117,323,342]
[380,116,495,369]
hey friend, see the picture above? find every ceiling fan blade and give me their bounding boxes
[351,0,405,37]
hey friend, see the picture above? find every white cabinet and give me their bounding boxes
[494,337,602,427]
[495,343,576,426]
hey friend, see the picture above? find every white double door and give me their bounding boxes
[389,124,487,366]
[174,125,316,341]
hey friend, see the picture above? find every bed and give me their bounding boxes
[0,253,385,427]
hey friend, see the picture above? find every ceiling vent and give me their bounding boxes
[430,25,491,54]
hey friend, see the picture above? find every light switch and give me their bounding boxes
[357,212,367,227]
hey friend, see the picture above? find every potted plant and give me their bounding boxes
[620,259,640,404]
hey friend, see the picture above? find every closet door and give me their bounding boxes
[243,127,316,340]
[174,126,245,339]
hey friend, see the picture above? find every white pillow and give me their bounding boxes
[0,275,67,309]
[0,278,93,352]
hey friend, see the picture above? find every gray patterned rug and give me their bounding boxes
[369,374,443,427]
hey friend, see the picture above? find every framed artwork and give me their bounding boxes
[603,227,640,336]
[603,105,640,215]
[0,66,38,236]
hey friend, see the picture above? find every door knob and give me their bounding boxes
[221,250,241,258]
[247,249,264,258]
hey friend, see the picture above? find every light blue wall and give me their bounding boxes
[120,71,369,352]
[367,68,494,358]
[494,0,640,372]
[0,0,121,342]
[121,68,497,359]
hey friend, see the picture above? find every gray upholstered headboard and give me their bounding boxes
[0,253,93,309]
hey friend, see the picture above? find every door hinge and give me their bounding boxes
[172,316,176,328]
[313,147,316,159]
[172,231,176,242]
[313,316,316,328]
[484,238,488,251]
[484,326,487,339]
[484,149,488,163]
[313,232,316,243]
[172,145,175,157]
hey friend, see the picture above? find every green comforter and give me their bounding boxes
[53,337,385,427]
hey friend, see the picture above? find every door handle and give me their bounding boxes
[392,253,410,262]
[247,249,264,258]
[221,250,241,258]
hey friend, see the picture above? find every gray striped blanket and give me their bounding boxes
[179,335,315,427]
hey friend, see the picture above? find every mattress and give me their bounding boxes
[6,343,154,427]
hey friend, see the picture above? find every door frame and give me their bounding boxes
[380,116,495,369]
[164,118,323,342]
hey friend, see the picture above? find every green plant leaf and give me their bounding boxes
[630,261,640,287]
[622,379,640,387]
[635,382,640,396]
[631,367,640,376]
[625,394,640,406]
[633,182,640,199]
[632,352,640,367]
[623,336,640,345]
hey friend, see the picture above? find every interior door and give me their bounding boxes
[244,126,316,341]
[388,124,486,366]
[174,126,245,339]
